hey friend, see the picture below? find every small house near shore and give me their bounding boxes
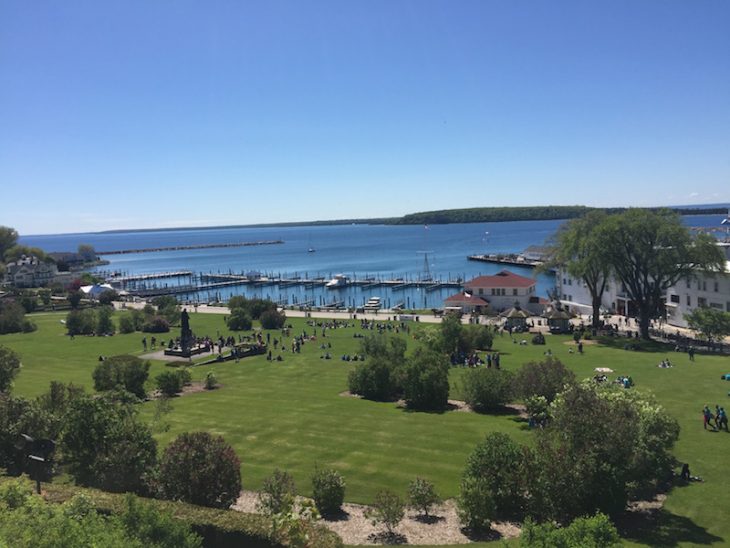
[462,269,543,314]
[443,291,489,314]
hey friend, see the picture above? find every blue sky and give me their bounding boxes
[1,1,729,235]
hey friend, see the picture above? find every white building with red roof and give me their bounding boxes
[460,269,543,314]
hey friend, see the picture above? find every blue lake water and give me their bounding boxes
[20,214,726,309]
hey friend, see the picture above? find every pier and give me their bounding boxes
[467,254,548,270]
[108,270,462,298]
[97,240,284,255]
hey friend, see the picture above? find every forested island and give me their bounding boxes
[95,205,728,234]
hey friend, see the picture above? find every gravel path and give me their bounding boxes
[232,490,520,545]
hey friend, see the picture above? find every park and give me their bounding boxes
[1,304,729,547]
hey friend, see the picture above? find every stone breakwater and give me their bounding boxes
[97,240,284,255]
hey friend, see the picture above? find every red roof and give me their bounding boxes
[444,292,489,306]
[465,270,536,289]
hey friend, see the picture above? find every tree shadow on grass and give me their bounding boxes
[617,508,723,547]
[597,336,673,353]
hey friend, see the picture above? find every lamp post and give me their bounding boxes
[15,434,55,494]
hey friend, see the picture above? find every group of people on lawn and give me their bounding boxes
[703,405,728,431]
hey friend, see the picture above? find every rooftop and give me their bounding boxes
[465,269,536,289]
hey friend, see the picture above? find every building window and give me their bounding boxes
[478,288,483,295]
[727,302,730,312]
[670,294,679,303]
[698,297,707,308]
[714,281,719,292]
[710,302,722,310]
[513,289,518,296]
[702,281,707,291]
[687,295,691,306]
[563,278,567,285]
[491,288,496,296]
[686,278,691,289]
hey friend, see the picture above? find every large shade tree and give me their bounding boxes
[550,211,612,329]
[602,209,724,339]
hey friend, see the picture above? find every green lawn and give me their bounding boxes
[3,311,730,547]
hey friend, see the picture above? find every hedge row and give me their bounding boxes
[2,478,343,548]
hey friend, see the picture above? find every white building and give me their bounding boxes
[556,256,730,329]
[453,269,544,314]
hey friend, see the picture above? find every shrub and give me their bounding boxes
[98,290,119,305]
[402,348,449,411]
[92,355,150,399]
[408,477,441,518]
[118,314,136,334]
[531,333,546,345]
[312,467,345,517]
[156,371,183,397]
[258,469,296,516]
[0,346,22,393]
[521,512,620,548]
[462,368,514,412]
[467,326,494,351]
[365,490,405,535]
[462,432,526,519]
[0,301,30,334]
[143,316,170,333]
[226,308,252,331]
[348,359,397,401]
[62,396,158,494]
[260,309,286,329]
[457,476,495,533]
[66,309,96,336]
[160,432,242,509]
[95,305,115,335]
[514,357,576,403]
[204,371,217,390]
[68,290,83,309]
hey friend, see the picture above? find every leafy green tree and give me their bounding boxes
[0,481,202,548]
[685,307,730,343]
[0,301,34,334]
[0,226,19,261]
[365,490,405,536]
[77,244,97,262]
[514,357,576,403]
[602,209,724,338]
[520,513,620,548]
[98,289,119,305]
[462,368,514,412]
[92,355,150,399]
[402,348,449,410]
[461,432,526,519]
[61,395,157,493]
[348,334,407,401]
[408,477,441,518]
[0,346,22,392]
[260,309,287,329]
[457,476,495,533]
[258,469,296,515]
[95,305,115,335]
[529,381,679,522]
[68,290,83,309]
[549,211,612,329]
[160,431,242,509]
[311,467,345,517]
[226,308,252,331]
[155,370,183,397]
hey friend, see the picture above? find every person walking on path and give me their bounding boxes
[703,405,715,430]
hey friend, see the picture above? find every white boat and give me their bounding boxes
[325,274,348,288]
[364,297,381,310]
